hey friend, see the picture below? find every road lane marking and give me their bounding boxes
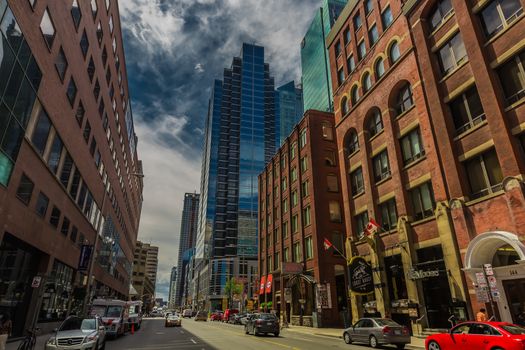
[191,338,197,344]
[180,330,185,334]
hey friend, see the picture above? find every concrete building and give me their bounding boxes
[145,244,158,290]
[258,110,348,327]
[275,81,303,147]
[132,241,157,312]
[168,266,177,309]
[0,0,143,337]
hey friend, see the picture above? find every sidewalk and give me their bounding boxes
[6,334,49,350]
[282,325,425,349]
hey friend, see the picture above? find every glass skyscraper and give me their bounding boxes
[196,43,275,310]
[275,81,304,146]
[301,0,347,112]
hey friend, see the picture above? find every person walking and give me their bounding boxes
[0,313,12,350]
[476,308,488,322]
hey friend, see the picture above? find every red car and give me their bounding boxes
[426,322,525,350]
[222,309,238,322]
[210,312,223,321]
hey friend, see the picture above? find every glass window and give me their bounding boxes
[480,0,522,37]
[300,129,307,148]
[358,41,366,60]
[301,180,309,197]
[293,242,301,262]
[105,0,110,10]
[367,109,383,136]
[381,6,393,28]
[337,68,345,85]
[372,150,390,182]
[365,0,374,15]
[55,48,68,82]
[109,15,114,33]
[409,182,435,220]
[83,120,91,143]
[327,174,339,192]
[282,222,288,239]
[16,173,34,205]
[347,55,356,72]
[351,85,360,104]
[97,21,103,45]
[71,0,82,30]
[325,150,336,167]
[67,78,77,106]
[438,32,468,74]
[59,153,73,188]
[341,97,349,115]
[322,122,334,140]
[368,24,379,46]
[344,28,351,45]
[379,198,397,230]
[91,0,98,18]
[497,51,525,105]
[282,177,287,192]
[75,101,85,126]
[363,72,372,92]
[375,58,385,78]
[355,211,369,236]
[350,167,364,196]
[390,41,401,63]
[292,190,298,207]
[35,191,49,217]
[302,206,311,226]
[354,13,362,30]
[283,198,288,213]
[70,226,78,243]
[87,57,95,82]
[284,247,290,262]
[60,217,70,236]
[465,149,503,199]
[80,30,89,58]
[401,128,425,165]
[395,83,414,116]
[2,118,24,160]
[305,236,313,259]
[47,133,63,174]
[329,201,342,222]
[31,109,51,156]
[292,215,298,233]
[291,167,297,182]
[102,46,108,66]
[40,8,56,49]
[335,40,342,57]
[429,0,453,30]
[300,156,308,173]
[291,142,297,159]
[449,86,486,134]
[93,80,100,101]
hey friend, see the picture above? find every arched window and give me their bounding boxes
[395,83,414,116]
[347,130,359,154]
[351,85,360,104]
[341,97,349,115]
[367,109,384,137]
[362,73,372,93]
[390,41,401,63]
[375,58,385,79]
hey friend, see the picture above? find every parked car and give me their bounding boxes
[210,312,223,321]
[343,318,410,349]
[165,314,182,327]
[425,322,525,350]
[182,309,193,318]
[231,313,247,325]
[240,313,253,325]
[245,313,279,337]
[223,309,239,322]
[194,311,208,321]
[46,316,106,350]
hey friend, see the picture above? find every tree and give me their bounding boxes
[224,277,243,309]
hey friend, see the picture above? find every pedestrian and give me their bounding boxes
[516,308,525,326]
[0,313,12,350]
[476,308,487,322]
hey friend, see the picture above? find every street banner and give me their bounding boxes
[265,274,273,294]
[78,245,93,271]
[348,256,374,294]
[259,276,266,295]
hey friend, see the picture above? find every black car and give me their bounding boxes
[244,313,279,337]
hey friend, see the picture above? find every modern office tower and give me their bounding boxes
[174,192,199,306]
[301,0,347,112]
[145,244,159,289]
[196,43,276,310]
[132,241,156,312]
[275,81,304,146]
[0,0,143,337]
[168,266,177,309]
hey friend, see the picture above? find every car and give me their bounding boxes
[240,313,253,325]
[210,312,223,321]
[165,314,182,327]
[223,309,239,322]
[46,316,106,350]
[245,313,279,337]
[343,318,410,349]
[231,313,248,325]
[425,321,525,350]
[194,311,208,321]
[182,309,193,318]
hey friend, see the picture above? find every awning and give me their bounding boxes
[265,274,273,294]
[259,276,266,295]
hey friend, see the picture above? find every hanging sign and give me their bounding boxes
[483,264,494,276]
[265,274,273,294]
[31,276,42,288]
[348,257,374,294]
[259,276,266,295]
[78,245,93,271]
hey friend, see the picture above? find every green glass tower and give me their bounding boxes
[301,0,347,112]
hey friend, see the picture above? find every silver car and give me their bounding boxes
[46,316,106,350]
[343,318,410,349]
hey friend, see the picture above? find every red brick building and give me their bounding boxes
[0,0,142,336]
[258,110,348,327]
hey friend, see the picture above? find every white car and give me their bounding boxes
[46,316,106,350]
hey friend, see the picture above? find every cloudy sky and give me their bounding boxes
[119,0,320,300]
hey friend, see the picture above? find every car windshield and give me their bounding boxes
[60,318,96,331]
[106,306,122,317]
[502,325,525,334]
[259,314,277,320]
[374,319,401,327]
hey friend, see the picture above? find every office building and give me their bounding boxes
[132,241,157,312]
[168,266,177,309]
[301,0,347,112]
[195,43,276,310]
[0,0,143,337]
[145,244,158,289]
[275,81,303,146]
[258,110,347,327]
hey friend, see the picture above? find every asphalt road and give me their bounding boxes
[106,318,405,350]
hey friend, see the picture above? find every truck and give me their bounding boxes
[90,299,129,338]
[127,300,143,330]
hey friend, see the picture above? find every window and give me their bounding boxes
[292,215,298,233]
[16,174,34,205]
[40,8,56,49]
[87,57,95,82]
[59,153,73,188]
[83,121,91,143]
[497,51,525,105]
[367,109,383,136]
[80,30,89,58]
[292,190,298,207]
[282,222,288,239]
[300,129,307,148]
[47,134,63,174]
[70,226,78,243]
[337,68,345,85]
[401,128,425,165]
[379,199,397,230]
[347,55,356,72]
[362,72,372,92]
[93,80,100,100]
[351,85,360,104]
[67,78,77,106]
[322,122,334,140]
[341,97,349,115]
[368,24,379,46]
[449,87,486,134]
[97,21,103,45]
[60,217,70,236]
[291,167,297,182]
[438,32,468,74]
[301,181,309,197]
[480,0,522,37]
[293,242,301,262]
[71,0,82,30]
[102,46,108,66]
[282,177,287,192]
[409,182,435,220]
[358,40,366,60]
[329,201,342,222]
[430,0,453,30]
[365,0,374,15]
[274,252,280,270]
[355,211,369,236]
[109,15,114,33]
[105,0,110,10]
[55,48,68,82]
[75,101,85,126]
[350,167,364,196]
[35,192,49,217]
[327,174,339,192]
[300,156,308,173]
[305,236,313,260]
[31,110,51,156]
[112,37,117,53]
[284,247,290,262]
[106,66,111,85]
[302,206,311,226]
[390,41,401,63]
[395,83,414,116]
[335,40,342,57]
[325,150,336,167]
[283,198,288,213]
[372,150,391,182]
[344,28,351,45]
[381,6,393,28]
[291,142,297,159]
[465,149,503,199]
[354,12,362,30]
[375,58,385,78]
[91,0,98,18]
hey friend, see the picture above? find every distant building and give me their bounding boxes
[168,267,177,309]
[301,0,347,112]
[275,81,304,146]
[132,241,158,312]
[146,245,159,290]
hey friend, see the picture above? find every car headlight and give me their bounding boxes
[87,335,98,342]
[46,337,56,345]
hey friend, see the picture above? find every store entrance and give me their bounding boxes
[503,279,525,324]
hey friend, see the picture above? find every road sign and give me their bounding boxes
[484,264,494,276]
[31,276,42,288]
[476,272,487,287]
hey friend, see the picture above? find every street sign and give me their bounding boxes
[488,276,497,288]
[31,276,42,288]
[475,287,490,303]
[484,264,494,276]
[476,272,487,287]
[78,245,94,271]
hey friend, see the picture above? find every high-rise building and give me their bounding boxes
[275,81,303,146]
[132,241,156,312]
[196,43,276,310]
[145,244,159,290]
[301,0,347,113]
[168,266,177,309]
[0,0,143,337]
[174,192,199,306]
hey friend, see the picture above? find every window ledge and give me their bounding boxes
[465,190,505,206]
[352,191,365,200]
[427,12,455,38]
[505,96,525,112]
[369,129,384,142]
[403,155,427,170]
[453,120,488,141]
[375,175,392,186]
[348,149,360,159]
[410,216,435,227]
[379,228,397,236]
[439,59,469,83]
[483,13,524,47]
[395,104,416,120]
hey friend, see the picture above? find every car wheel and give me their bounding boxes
[396,344,405,350]
[427,340,441,350]
[343,332,352,344]
[274,332,279,337]
[369,335,378,348]
[245,326,249,335]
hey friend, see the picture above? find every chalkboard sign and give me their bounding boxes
[348,257,374,295]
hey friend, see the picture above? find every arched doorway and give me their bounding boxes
[464,231,525,323]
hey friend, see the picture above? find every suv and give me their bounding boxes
[245,313,279,337]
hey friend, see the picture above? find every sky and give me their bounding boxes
[119,0,321,300]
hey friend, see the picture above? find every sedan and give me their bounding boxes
[194,311,208,321]
[165,314,181,327]
[245,313,279,337]
[343,318,410,349]
[46,316,106,350]
[210,312,223,321]
[426,322,525,350]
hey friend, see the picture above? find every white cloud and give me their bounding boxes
[194,63,205,73]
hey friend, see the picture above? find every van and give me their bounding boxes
[90,299,129,338]
[182,309,193,318]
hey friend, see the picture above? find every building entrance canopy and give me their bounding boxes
[464,231,525,269]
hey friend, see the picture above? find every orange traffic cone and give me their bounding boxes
[131,323,135,335]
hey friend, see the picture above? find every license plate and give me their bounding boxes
[394,330,401,335]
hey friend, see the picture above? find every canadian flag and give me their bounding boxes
[323,238,333,250]
[364,218,380,237]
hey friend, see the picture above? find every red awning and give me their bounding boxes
[259,276,266,295]
[265,274,273,294]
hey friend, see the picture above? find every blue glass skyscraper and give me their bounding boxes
[196,43,275,310]
[275,81,304,146]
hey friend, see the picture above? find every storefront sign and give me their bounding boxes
[259,276,266,295]
[265,274,273,294]
[78,245,93,271]
[348,257,374,294]
[408,268,440,280]
[282,262,303,275]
